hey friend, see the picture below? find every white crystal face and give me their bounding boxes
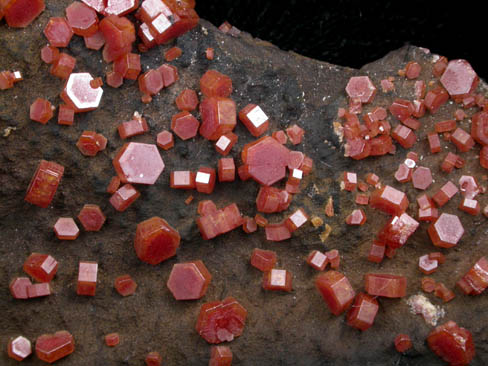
[464,198,477,209]
[196,172,211,184]
[404,158,416,169]
[292,169,303,180]
[140,23,155,42]
[311,251,327,267]
[66,73,103,111]
[13,71,22,79]
[346,172,357,184]
[270,269,286,287]
[246,105,268,128]
[151,13,171,34]
[290,210,307,228]
[215,135,231,151]
[174,171,190,185]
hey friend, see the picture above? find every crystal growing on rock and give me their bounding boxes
[262,269,292,292]
[8,335,32,361]
[54,217,79,240]
[35,331,74,363]
[239,104,269,137]
[25,160,64,208]
[23,253,58,282]
[346,292,379,331]
[427,321,475,366]
[114,274,137,296]
[61,72,103,112]
[77,261,98,296]
[167,260,212,300]
[315,271,355,315]
[78,204,106,231]
[250,248,277,272]
[365,273,407,298]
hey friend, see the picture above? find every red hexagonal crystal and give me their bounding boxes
[196,167,216,194]
[241,136,290,186]
[109,184,140,212]
[419,254,438,275]
[428,132,441,153]
[25,160,64,208]
[196,297,247,344]
[113,142,165,185]
[427,321,475,366]
[346,292,379,331]
[171,111,199,140]
[377,213,419,248]
[457,257,488,295]
[54,217,79,240]
[242,216,257,234]
[389,99,413,122]
[3,0,45,28]
[76,131,107,156]
[77,261,98,295]
[61,72,103,112]
[272,130,288,144]
[199,97,236,141]
[36,331,74,363]
[30,98,53,124]
[167,260,212,300]
[84,30,105,49]
[8,335,31,361]
[99,15,135,62]
[138,69,164,96]
[170,171,195,189]
[307,250,328,271]
[345,76,376,104]
[316,271,355,315]
[58,104,74,125]
[428,213,464,248]
[424,86,449,114]
[117,112,148,139]
[27,282,51,298]
[197,202,243,240]
[392,124,416,148]
[411,166,432,190]
[145,351,162,366]
[368,240,385,263]
[104,0,139,16]
[471,111,488,146]
[218,157,235,182]
[134,217,180,265]
[23,253,58,282]
[44,17,73,48]
[158,63,178,87]
[440,59,479,100]
[104,333,119,347]
[9,277,32,299]
[394,163,412,183]
[40,45,60,64]
[434,283,455,302]
[432,181,458,207]
[286,124,305,145]
[239,104,269,137]
[365,273,406,298]
[459,197,480,216]
[370,185,409,216]
[113,53,141,80]
[451,127,474,152]
[256,186,291,213]
[77,204,105,231]
[250,248,277,272]
[209,345,232,366]
[394,334,412,353]
[66,1,98,36]
[262,269,292,292]
[345,209,366,225]
[265,222,292,242]
[114,274,137,296]
[200,70,232,98]
[285,208,308,232]
[175,89,198,111]
[215,132,238,156]
[154,131,173,151]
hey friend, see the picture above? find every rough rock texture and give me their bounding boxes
[1,3,488,366]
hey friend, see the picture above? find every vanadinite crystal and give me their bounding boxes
[44,17,73,47]
[250,248,277,272]
[394,334,412,353]
[285,208,308,232]
[196,167,216,194]
[78,204,106,231]
[9,277,32,299]
[345,209,366,225]
[440,60,479,100]
[241,136,290,186]
[411,166,432,190]
[50,52,76,79]
[99,15,135,62]
[113,142,165,184]
[365,273,406,298]
[196,297,247,344]
[218,158,235,182]
[197,202,243,240]
[30,98,53,124]
[60,73,103,112]
[256,186,291,213]
[471,111,488,145]
[104,333,120,347]
[109,184,140,211]
[170,170,195,189]
[265,222,291,242]
[167,260,212,300]
[199,97,236,140]
[145,351,162,366]
[457,257,488,295]
[209,345,232,366]
[58,104,74,125]
[175,89,198,111]
[25,160,64,208]
[200,70,232,98]
[171,111,199,140]
[307,250,328,271]
[451,127,474,152]
[156,130,174,150]
[346,292,379,331]
[27,283,51,298]
[23,253,58,282]
[262,269,292,292]
[425,86,449,114]
[54,217,79,240]
[392,124,416,148]
[104,0,139,16]
[2,0,45,28]
[427,321,475,366]
[66,2,98,36]
[77,261,98,296]
[315,271,355,315]
[7,335,31,361]
[36,331,75,363]
[286,124,304,145]
[76,131,107,156]
[368,240,385,263]
[118,112,149,139]
[114,274,137,296]
[138,69,164,95]
[428,213,464,248]
[239,104,269,137]
[370,185,409,216]
[134,217,180,265]
[419,254,438,275]
[345,76,376,103]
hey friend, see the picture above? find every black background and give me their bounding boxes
[196,0,487,79]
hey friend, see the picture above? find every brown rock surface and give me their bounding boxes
[1,4,487,365]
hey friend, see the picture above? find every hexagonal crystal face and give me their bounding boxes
[65,73,103,112]
[114,143,165,185]
[246,106,268,128]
